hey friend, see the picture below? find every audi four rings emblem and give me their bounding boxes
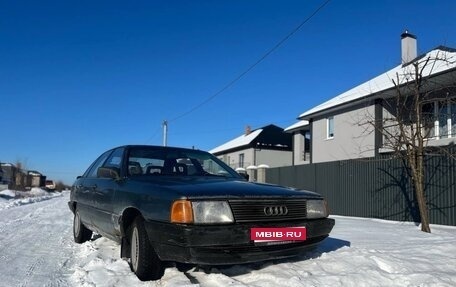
[264,206,288,216]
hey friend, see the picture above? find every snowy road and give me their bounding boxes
[0,191,455,287]
[0,192,74,287]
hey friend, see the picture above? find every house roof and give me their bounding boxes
[209,129,263,154]
[28,170,43,176]
[299,46,456,119]
[284,120,309,132]
[209,124,292,155]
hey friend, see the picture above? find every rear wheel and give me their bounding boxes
[73,209,92,243]
[129,217,164,281]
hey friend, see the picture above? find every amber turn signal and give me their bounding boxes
[170,200,194,223]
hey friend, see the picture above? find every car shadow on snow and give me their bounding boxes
[267,236,350,265]
[90,234,103,241]
[188,237,351,277]
[311,236,351,255]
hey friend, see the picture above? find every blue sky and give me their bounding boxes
[1,0,456,184]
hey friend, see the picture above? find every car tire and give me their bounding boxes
[73,209,93,243]
[129,217,164,281]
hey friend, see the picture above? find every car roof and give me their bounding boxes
[110,145,205,153]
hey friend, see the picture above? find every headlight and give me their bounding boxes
[170,200,234,224]
[192,201,234,224]
[307,200,329,219]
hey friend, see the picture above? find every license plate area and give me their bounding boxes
[250,227,307,243]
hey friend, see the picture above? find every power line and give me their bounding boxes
[168,0,332,123]
[145,126,162,144]
[166,117,299,136]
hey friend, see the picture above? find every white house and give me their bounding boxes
[287,32,456,164]
[209,124,293,169]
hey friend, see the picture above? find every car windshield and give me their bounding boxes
[127,147,240,178]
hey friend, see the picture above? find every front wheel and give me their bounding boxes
[129,217,164,281]
[73,209,92,243]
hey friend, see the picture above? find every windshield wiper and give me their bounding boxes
[202,172,229,178]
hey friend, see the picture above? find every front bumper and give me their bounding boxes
[144,218,335,265]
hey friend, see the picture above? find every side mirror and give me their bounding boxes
[97,167,120,180]
[239,172,249,181]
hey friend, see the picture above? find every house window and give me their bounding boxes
[439,102,449,138]
[239,153,244,168]
[327,116,334,139]
[421,100,456,139]
[301,130,311,161]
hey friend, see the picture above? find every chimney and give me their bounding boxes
[401,30,417,65]
[245,125,252,135]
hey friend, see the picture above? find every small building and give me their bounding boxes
[0,164,5,191]
[27,170,46,188]
[0,163,16,186]
[0,163,47,190]
[209,124,293,169]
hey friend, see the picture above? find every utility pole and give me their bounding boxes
[162,120,168,146]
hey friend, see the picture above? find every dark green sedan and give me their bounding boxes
[68,145,335,281]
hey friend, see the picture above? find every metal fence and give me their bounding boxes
[266,154,456,226]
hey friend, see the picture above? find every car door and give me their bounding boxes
[85,147,125,238]
[77,150,113,228]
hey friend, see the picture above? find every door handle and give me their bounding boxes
[89,184,97,189]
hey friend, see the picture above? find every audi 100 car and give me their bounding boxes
[68,145,335,281]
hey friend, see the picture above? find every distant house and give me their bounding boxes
[286,32,456,164]
[27,170,46,188]
[0,163,47,190]
[0,163,16,186]
[0,165,4,190]
[209,124,293,169]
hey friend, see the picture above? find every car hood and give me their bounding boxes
[131,177,322,199]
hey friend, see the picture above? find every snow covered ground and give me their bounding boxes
[0,191,455,287]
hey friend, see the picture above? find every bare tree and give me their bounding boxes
[14,159,27,171]
[365,50,456,233]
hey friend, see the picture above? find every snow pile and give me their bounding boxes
[29,187,50,196]
[0,188,63,210]
[0,189,15,198]
[70,237,195,287]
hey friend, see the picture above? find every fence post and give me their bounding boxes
[246,165,257,182]
[257,164,269,183]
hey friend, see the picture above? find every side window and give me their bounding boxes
[104,148,124,169]
[85,150,112,178]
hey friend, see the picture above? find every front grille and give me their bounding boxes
[228,199,307,223]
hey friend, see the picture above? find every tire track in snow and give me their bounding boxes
[18,257,45,287]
